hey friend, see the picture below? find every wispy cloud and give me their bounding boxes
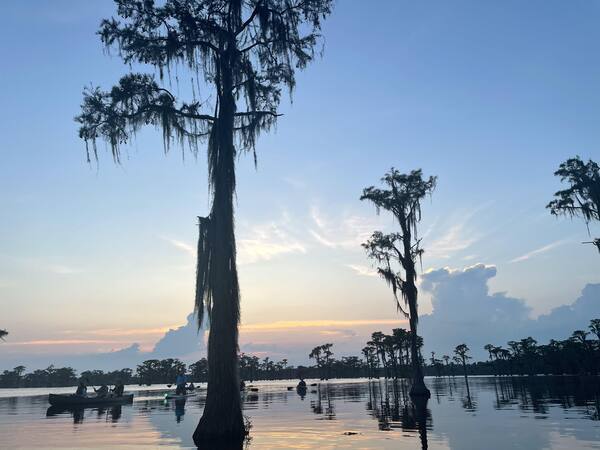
[346,264,378,277]
[425,222,480,259]
[238,239,305,264]
[160,236,195,257]
[281,176,307,190]
[27,259,83,275]
[159,213,307,265]
[423,205,492,260]
[510,239,569,263]
[46,264,83,275]
[319,329,357,338]
[309,206,381,250]
[309,230,338,248]
[238,215,306,264]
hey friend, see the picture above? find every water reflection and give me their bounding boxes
[45,404,123,424]
[310,384,335,419]
[2,377,600,449]
[174,399,186,423]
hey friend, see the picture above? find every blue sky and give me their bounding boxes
[1,0,599,368]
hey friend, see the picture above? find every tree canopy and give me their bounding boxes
[361,169,437,317]
[77,0,333,165]
[547,156,600,252]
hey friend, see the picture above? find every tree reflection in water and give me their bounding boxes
[364,379,431,448]
[310,384,335,419]
[34,377,600,449]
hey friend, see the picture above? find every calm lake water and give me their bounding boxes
[1,376,600,449]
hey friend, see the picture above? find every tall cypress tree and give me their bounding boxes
[76,0,333,443]
[361,168,436,397]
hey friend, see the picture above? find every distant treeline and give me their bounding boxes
[2,319,600,388]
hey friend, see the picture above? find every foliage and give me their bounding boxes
[361,168,436,318]
[136,358,186,384]
[1,365,76,388]
[547,156,600,252]
[80,368,134,386]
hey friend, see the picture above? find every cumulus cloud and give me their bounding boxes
[419,264,600,359]
[2,314,206,371]
[151,313,204,359]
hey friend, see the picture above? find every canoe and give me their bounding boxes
[48,393,133,406]
[164,392,196,400]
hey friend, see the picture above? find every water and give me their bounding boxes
[1,376,600,449]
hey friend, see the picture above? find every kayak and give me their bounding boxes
[164,392,196,400]
[48,393,133,406]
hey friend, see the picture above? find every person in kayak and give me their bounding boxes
[175,371,187,395]
[112,380,124,397]
[297,378,307,389]
[94,384,109,398]
[75,379,87,396]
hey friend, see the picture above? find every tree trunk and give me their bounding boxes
[462,359,471,399]
[193,51,245,445]
[405,263,430,397]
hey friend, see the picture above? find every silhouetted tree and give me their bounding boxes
[369,332,388,378]
[361,168,436,397]
[362,345,378,379]
[590,319,600,340]
[321,343,334,380]
[442,355,452,377]
[309,345,324,378]
[547,156,600,253]
[454,344,471,385]
[519,337,539,376]
[136,359,186,384]
[76,0,333,442]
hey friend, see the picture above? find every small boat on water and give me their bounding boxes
[164,392,196,400]
[48,393,134,407]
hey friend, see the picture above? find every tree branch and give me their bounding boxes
[236,1,262,36]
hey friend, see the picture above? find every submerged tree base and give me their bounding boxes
[192,422,246,450]
[409,382,431,398]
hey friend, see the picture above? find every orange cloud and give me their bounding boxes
[5,339,124,346]
[63,326,179,337]
[240,319,408,333]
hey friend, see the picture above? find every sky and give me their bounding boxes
[1,0,599,370]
